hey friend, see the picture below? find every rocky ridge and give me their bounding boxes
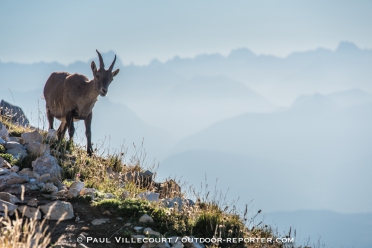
[0,121,205,248]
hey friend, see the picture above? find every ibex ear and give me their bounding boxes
[91,61,97,73]
[112,69,120,77]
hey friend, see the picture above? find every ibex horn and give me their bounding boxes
[109,55,116,72]
[96,49,104,69]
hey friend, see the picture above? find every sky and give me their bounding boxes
[1,0,372,65]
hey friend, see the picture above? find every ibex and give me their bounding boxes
[43,50,120,156]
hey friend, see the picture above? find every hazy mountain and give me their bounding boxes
[2,42,372,138]
[327,88,372,108]
[263,210,372,248]
[127,75,274,139]
[161,94,372,213]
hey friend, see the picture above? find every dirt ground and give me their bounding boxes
[17,191,144,248]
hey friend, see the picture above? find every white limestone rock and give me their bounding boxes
[40,200,74,220]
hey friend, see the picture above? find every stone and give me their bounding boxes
[0,138,5,145]
[46,129,57,141]
[6,147,27,160]
[0,199,18,214]
[26,141,50,156]
[133,226,143,233]
[80,188,96,200]
[18,168,34,178]
[137,191,159,202]
[21,130,42,144]
[159,179,181,199]
[5,141,24,150]
[0,124,9,139]
[32,154,62,179]
[10,165,19,172]
[139,214,154,223]
[162,197,194,211]
[18,205,41,219]
[0,100,30,127]
[91,218,109,225]
[43,182,58,193]
[27,198,39,207]
[3,184,28,194]
[0,168,10,175]
[104,193,115,199]
[40,200,74,220]
[23,182,43,191]
[33,171,40,179]
[8,136,22,143]
[143,227,160,236]
[38,173,52,183]
[102,210,111,215]
[51,189,68,197]
[68,181,85,198]
[0,192,21,204]
[5,172,29,185]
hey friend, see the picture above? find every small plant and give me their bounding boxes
[0,153,17,165]
[0,144,5,153]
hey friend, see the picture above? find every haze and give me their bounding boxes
[1,1,372,247]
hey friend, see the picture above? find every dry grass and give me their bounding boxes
[0,206,51,248]
[1,114,287,247]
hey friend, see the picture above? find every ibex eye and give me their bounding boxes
[96,75,100,79]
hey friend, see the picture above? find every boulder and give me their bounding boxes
[143,227,160,236]
[18,205,41,219]
[162,197,194,211]
[21,130,42,144]
[5,172,29,185]
[139,214,154,223]
[159,179,181,199]
[91,218,109,225]
[137,191,159,202]
[27,198,39,207]
[46,129,57,141]
[3,184,28,194]
[0,123,9,139]
[18,167,32,174]
[6,147,27,160]
[67,181,85,198]
[10,165,19,172]
[42,182,58,193]
[40,200,74,220]
[26,141,49,156]
[38,173,52,183]
[0,167,10,175]
[0,138,5,145]
[0,192,21,204]
[8,136,22,143]
[32,154,62,179]
[5,141,24,150]
[0,100,30,127]
[0,199,18,214]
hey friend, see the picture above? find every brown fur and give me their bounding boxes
[43,50,120,155]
